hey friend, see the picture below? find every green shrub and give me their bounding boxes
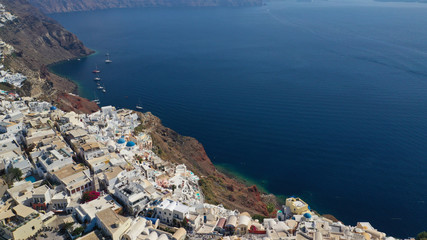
[71,227,84,236]
[267,203,275,213]
[252,214,265,223]
[416,232,427,240]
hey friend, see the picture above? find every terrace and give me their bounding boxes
[0,212,39,232]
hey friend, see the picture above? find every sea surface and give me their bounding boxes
[50,0,427,236]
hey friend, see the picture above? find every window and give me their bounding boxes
[32,226,35,230]
[71,189,76,194]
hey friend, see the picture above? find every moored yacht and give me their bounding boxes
[136,98,143,110]
[105,54,112,63]
[92,65,101,73]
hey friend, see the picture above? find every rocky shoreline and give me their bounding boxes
[138,111,277,217]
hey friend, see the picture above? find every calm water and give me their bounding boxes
[50,0,427,236]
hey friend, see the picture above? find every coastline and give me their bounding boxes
[47,53,95,96]
[48,61,85,96]
[217,162,340,222]
[48,49,344,223]
[216,163,270,194]
[2,0,424,237]
[47,56,275,216]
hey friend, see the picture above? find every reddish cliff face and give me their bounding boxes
[55,93,100,114]
[141,112,272,216]
[28,0,263,14]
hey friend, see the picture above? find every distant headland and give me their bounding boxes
[28,0,263,14]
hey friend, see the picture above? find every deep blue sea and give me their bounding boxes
[50,0,427,236]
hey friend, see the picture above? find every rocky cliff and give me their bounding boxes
[0,0,98,113]
[141,112,276,216]
[28,0,263,14]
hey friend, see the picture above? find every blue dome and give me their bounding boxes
[117,138,126,144]
[50,106,57,111]
[126,141,136,147]
[303,213,312,219]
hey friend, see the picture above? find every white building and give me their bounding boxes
[155,200,189,225]
[36,148,74,176]
[31,185,52,210]
[114,181,149,215]
[0,121,23,134]
[51,191,72,213]
[2,152,33,177]
[51,164,93,198]
[75,194,122,231]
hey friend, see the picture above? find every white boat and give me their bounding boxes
[97,85,104,90]
[102,89,106,93]
[92,65,101,73]
[105,54,112,63]
[94,74,101,81]
[93,91,100,104]
[136,98,143,110]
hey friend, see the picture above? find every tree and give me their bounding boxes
[62,222,74,231]
[2,168,23,186]
[71,226,84,236]
[171,185,176,193]
[416,232,427,240]
[181,217,189,229]
[9,168,22,181]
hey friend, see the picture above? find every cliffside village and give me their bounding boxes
[0,93,399,240]
[0,5,402,240]
[0,4,16,27]
[0,5,27,89]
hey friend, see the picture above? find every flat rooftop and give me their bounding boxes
[53,164,87,179]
